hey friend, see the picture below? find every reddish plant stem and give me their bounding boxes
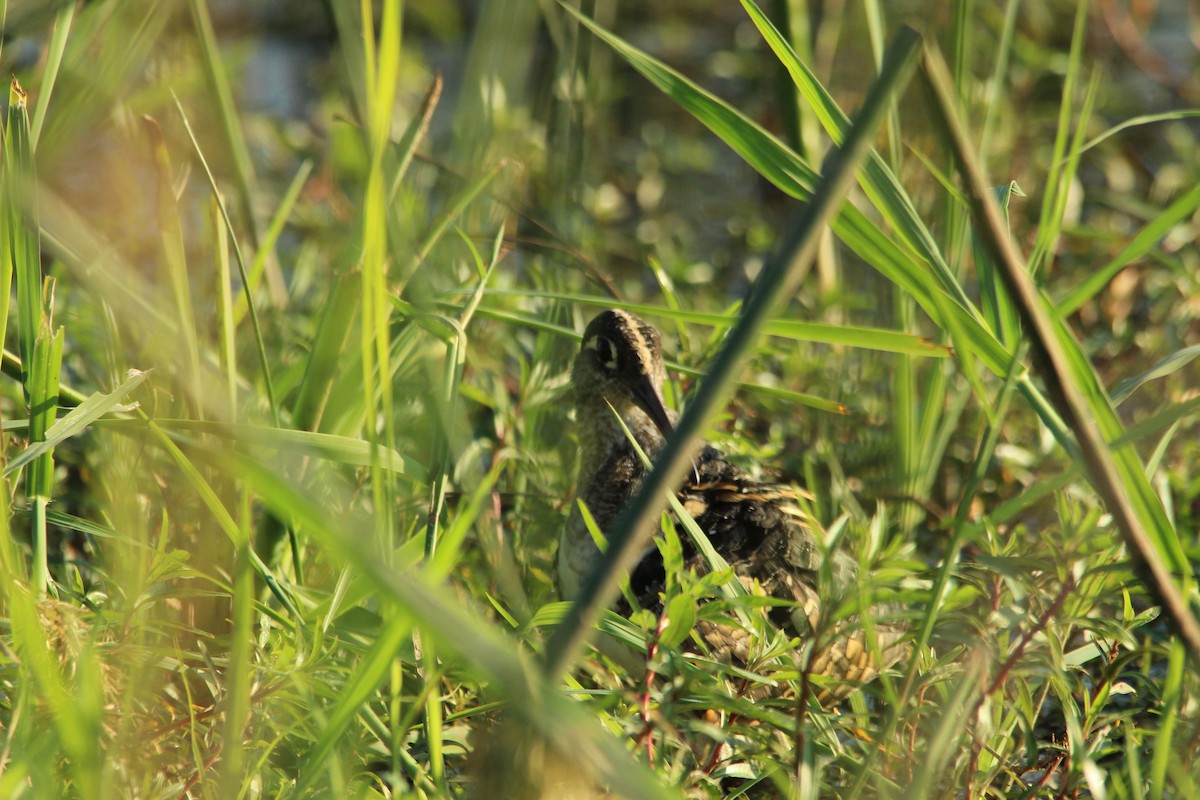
[637,609,672,765]
[986,576,1075,697]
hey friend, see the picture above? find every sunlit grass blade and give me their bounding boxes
[1109,344,1200,406]
[1056,180,1200,318]
[739,0,973,310]
[213,197,238,414]
[140,418,426,479]
[231,158,313,326]
[5,369,146,477]
[219,507,255,799]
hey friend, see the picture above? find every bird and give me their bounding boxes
[558,308,906,699]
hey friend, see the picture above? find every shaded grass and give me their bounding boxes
[0,1,1194,799]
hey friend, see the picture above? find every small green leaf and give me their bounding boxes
[660,593,698,650]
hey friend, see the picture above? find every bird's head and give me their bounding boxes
[572,309,674,439]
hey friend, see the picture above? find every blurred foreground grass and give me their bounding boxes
[0,1,1197,798]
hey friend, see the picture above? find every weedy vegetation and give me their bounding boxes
[0,1,1196,798]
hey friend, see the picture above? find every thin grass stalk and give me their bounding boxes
[768,0,804,154]
[1150,638,1185,799]
[290,269,359,433]
[861,0,902,169]
[420,325,460,786]
[6,82,62,598]
[356,0,400,555]
[865,0,924,537]
[544,0,592,247]
[290,74,440,439]
[975,181,1025,351]
[541,24,923,680]
[186,0,287,306]
[214,197,238,416]
[173,95,280,426]
[919,40,1200,666]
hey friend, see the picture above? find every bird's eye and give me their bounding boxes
[586,335,619,371]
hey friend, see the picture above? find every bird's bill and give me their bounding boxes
[630,376,675,439]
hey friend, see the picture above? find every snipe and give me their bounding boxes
[558,308,906,698]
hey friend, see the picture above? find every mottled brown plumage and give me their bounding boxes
[558,309,905,698]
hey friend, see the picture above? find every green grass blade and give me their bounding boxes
[740,0,972,308]
[1109,344,1200,406]
[139,418,426,480]
[5,369,146,477]
[28,2,74,148]
[974,181,1026,349]
[7,79,38,391]
[1149,638,1184,799]
[231,158,314,326]
[1056,180,1200,318]
[1027,1,1090,276]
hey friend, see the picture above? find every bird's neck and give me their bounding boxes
[575,395,668,490]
